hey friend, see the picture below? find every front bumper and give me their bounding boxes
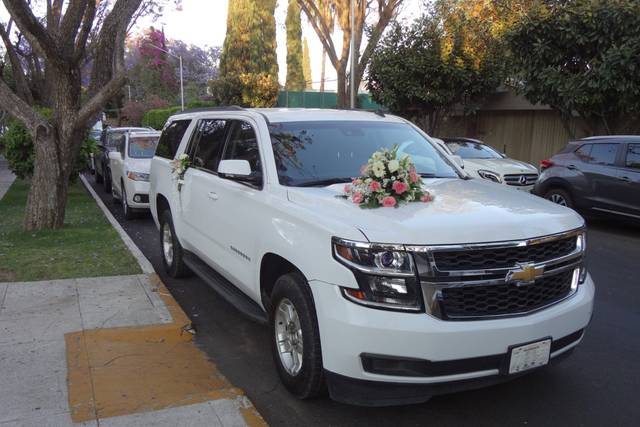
[309,274,594,404]
[125,180,151,209]
[505,183,535,193]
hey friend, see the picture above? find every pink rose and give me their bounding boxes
[344,184,351,193]
[409,170,419,183]
[369,180,382,192]
[353,178,363,186]
[352,192,364,204]
[421,193,432,203]
[392,180,408,194]
[382,196,396,208]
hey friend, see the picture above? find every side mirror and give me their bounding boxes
[218,159,252,176]
[451,155,464,169]
[108,151,121,161]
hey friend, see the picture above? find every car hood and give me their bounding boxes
[286,179,584,245]
[126,158,152,173]
[462,158,538,176]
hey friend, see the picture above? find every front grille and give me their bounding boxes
[439,270,574,319]
[503,173,538,186]
[432,236,576,271]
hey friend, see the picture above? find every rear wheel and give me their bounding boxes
[103,167,112,193]
[159,210,190,278]
[95,168,103,184]
[544,188,573,208]
[270,272,326,399]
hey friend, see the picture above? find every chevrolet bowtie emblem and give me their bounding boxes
[506,262,544,286]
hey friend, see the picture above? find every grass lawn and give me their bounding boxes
[0,179,141,282]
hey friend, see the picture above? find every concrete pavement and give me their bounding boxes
[0,274,266,426]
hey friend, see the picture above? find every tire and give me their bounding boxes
[159,209,190,278]
[270,272,326,399]
[544,188,574,208]
[95,168,103,184]
[122,183,136,220]
[103,167,112,193]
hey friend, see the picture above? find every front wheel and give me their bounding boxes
[270,272,326,399]
[544,188,573,208]
[159,209,190,278]
[122,184,135,220]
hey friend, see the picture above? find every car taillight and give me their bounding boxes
[540,159,553,170]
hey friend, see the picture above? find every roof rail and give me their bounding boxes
[178,105,246,114]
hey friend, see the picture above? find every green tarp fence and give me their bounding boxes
[277,91,384,110]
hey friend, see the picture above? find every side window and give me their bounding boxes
[222,121,262,175]
[190,119,229,173]
[626,144,640,170]
[156,119,192,159]
[575,144,592,162]
[119,135,126,157]
[588,143,618,166]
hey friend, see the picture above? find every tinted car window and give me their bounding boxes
[190,119,229,173]
[269,121,459,186]
[587,143,618,165]
[575,144,592,161]
[105,132,124,151]
[222,121,261,174]
[156,120,191,159]
[129,136,159,158]
[445,141,502,159]
[626,144,640,170]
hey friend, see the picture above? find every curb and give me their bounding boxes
[80,173,155,274]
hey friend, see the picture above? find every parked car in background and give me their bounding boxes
[94,126,151,192]
[149,108,593,406]
[442,137,539,192]
[109,131,160,219]
[534,136,640,220]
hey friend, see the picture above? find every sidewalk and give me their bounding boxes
[0,274,266,426]
[0,154,16,200]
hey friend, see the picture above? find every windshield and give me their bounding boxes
[269,121,460,187]
[445,141,503,159]
[128,136,159,158]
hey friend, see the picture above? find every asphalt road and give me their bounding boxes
[84,173,640,427]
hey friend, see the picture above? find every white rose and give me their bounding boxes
[372,161,385,178]
[388,159,400,173]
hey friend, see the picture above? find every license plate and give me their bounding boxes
[508,339,551,374]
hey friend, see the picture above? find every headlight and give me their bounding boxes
[576,231,587,283]
[127,171,150,181]
[477,169,502,183]
[332,238,422,311]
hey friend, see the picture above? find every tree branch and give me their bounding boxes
[3,0,58,60]
[298,0,339,66]
[74,0,97,60]
[0,21,33,103]
[59,0,89,53]
[0,76,47,130]
[77,71,127,129]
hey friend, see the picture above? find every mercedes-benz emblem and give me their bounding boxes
[519,175,528,185]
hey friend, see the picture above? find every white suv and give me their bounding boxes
[149,108,594,406]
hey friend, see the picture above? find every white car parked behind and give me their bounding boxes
[443,137,539,192]
[109,130,160,219]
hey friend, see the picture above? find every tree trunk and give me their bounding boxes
[320,48,326,93]
[336,61,349,108]
[24,130,69,230]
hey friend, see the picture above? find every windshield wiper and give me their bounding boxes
[419,173,437,178]
[296,177,353,187]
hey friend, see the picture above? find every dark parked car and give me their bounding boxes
[94,126,150,192]
[534,136,640,220]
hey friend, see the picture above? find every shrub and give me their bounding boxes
[1,118,96,182]
[141,106,181,130]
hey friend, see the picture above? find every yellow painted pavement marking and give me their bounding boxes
[66,274,267,425]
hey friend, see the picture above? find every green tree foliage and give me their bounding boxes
[367,7,506,133]
[508,0,640,134]
[212,0,279,106]
[285,0,305,91]
[302,37,313,89]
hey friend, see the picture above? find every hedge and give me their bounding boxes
[141,100,220,130]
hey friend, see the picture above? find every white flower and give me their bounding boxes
[388,159,400,173]
[179,153,189,160]
[372,161,385,178]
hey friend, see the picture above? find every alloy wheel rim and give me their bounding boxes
[550,193,567,206]
[274,298,304,376]
[162,223,174,265]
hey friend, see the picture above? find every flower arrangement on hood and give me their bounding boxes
[343,145,434,208]
[170,153,190,191]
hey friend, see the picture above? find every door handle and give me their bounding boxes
[207,191,219,200]
[566,164,577,170]
[618,176,631,182]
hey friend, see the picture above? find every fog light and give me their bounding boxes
[133,195,141,202]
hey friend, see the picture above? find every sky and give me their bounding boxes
[134,0,425,91]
